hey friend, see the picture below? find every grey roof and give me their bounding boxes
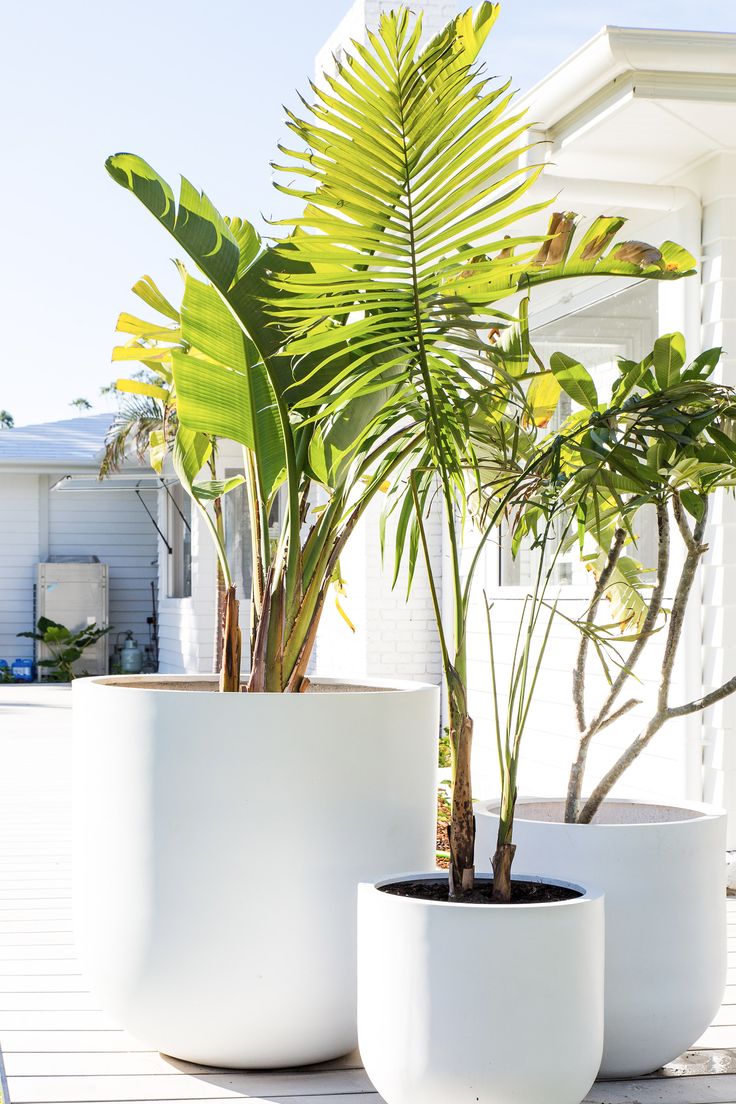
[0,413,112,469]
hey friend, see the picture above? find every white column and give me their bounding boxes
[698,153,736,843]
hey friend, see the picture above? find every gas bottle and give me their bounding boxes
[12,658,34,682]
[120,633,144,675]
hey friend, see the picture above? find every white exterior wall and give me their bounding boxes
[316,0,459,78]
[464,540,695,806]
[312,0,456,691]
[696,152,736,843]
[156,495,218,676]
[47,485,158,656]
[315,495,443,687]
[0,474,41,663]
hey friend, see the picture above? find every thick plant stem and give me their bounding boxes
[448,704,475,899]
[565,503,670,822]
[213,496,226,673]
[492,840,516,903]
[219,586,242,693]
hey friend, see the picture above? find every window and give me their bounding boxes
[167,483,192,598]
[498,282,659,588]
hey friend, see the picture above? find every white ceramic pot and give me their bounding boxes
[358,873,604,1104]
[73,674,439,1068]
[475,799,727,1077]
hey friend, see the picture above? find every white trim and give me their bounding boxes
[521,26,736,135]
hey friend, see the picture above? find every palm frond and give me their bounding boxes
[269,5,545,488]
[99,395,168,478]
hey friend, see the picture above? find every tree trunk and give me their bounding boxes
[448,710,475,899]
[213,497,226,673]
[492,840,516,903]
[219,586,242,693]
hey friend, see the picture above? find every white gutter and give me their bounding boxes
[520,25,736,133]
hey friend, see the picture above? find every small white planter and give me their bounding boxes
[73,674,439,1068]
[475,799,727,1077]
[358,873,604,1104]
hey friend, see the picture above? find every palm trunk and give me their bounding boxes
[448,700,475,899]
[492,781,516,902]
[219,586,242,693]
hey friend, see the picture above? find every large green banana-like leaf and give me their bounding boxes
[268,5,547,454]
[106,155,403,472]
[173,275,285,501]
[105,154,259,293]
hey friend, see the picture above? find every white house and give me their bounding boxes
[149,5,736,836]
[7,3,736,841]
[0,413,159,670]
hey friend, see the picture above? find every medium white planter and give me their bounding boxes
[73,674,439,1068]
[475,799,727,1077]
[358,873,604,1104]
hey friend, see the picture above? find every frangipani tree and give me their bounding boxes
[268,3,696,896]
[530,336,736,824]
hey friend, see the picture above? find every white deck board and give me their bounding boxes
[1,684,735,1104]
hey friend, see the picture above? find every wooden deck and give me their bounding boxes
[1,684,736,1104]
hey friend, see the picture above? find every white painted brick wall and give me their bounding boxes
[315,491,443,687]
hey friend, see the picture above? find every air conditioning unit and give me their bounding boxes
[36,561,109,678]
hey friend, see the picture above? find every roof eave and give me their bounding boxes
[520,25,736,133]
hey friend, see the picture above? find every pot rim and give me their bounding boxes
[361,871,603,909]
[476,795,726,826]
[73,673,439,697]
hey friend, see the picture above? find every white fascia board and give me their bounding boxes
[0,461,101,475]
[521,26,736,133]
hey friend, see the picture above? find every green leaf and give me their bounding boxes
[653,333,686,390]
[550,352,599,410]
[172,426,212,498]
[679,489,706,521]
[131,275,180,322]
[172,275,285,500]
[192,475,246,501]
[115,378,169,402]
[106,154,258,293]
[149,429,168,474]
[524,371,561,428]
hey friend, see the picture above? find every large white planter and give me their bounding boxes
[358,873,604,1104]
[73,674,439,1068]
[475,799,727,1077]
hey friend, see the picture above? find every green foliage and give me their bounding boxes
[438,727,452,769]
[0,410,14,429]
[492,334,736,631]
[17,618,113,682]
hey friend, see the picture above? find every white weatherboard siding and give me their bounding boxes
[0,473,40,663]
[697,152,736,845]
[48,486,158,653]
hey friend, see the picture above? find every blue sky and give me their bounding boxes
[2,0,734,426]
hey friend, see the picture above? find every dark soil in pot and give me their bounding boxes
[380,878,582,905]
